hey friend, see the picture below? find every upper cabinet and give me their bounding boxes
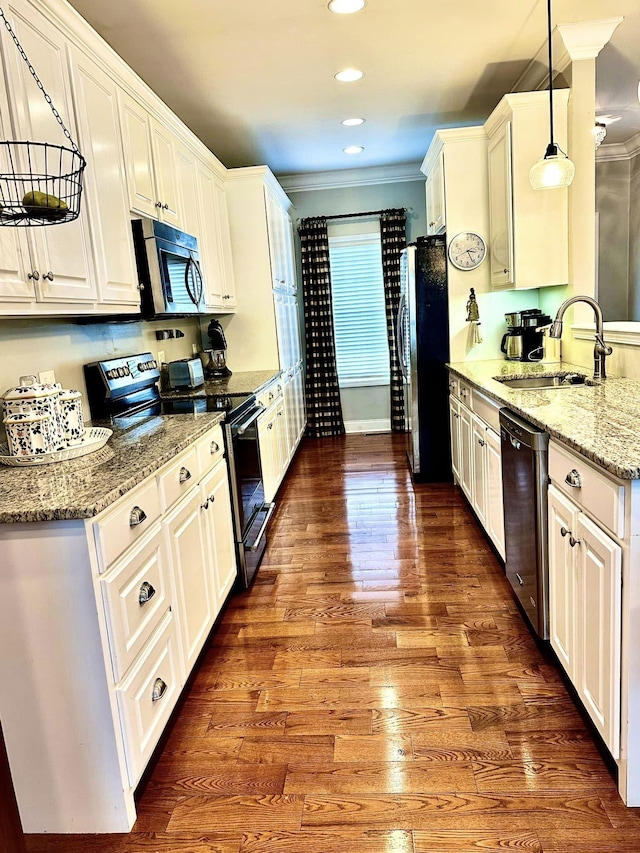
[119,92,182,228]
[424,147,446,235]
[484,90,570,291]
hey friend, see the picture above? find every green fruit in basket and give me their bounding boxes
[22,190,68,216]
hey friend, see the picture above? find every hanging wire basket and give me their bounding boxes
[0,6,86,227]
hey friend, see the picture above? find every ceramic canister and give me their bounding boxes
[59,389,85,446]
[1,375,65,449]
[3,412,58,457]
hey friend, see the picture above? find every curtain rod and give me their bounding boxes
[323,207,407,221]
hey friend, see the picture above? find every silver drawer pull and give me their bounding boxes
[210,440,220,454]
[179,467,192,483]
[565,469,582,488]
[569,535,581,548]
[460,388,467,397]
[129,506,147,527]
[201,499,209,511]
[138,581,156,605]
[208,493,216,503]
[268,422,274,430]
[477,437,485,447]
[560,526,569,538]
[515,572,525,586]
[152,677,167,702]
[269,392,274,401]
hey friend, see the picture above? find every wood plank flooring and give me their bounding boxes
[25,434,640,852]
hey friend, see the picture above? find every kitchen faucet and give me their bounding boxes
[548,295,613,381]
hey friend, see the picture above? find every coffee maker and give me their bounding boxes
[200,319,232,379]
[501,310,551,362]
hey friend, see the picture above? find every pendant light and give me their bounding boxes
[529,0,575,190]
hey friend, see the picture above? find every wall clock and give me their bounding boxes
[448,231,487,271]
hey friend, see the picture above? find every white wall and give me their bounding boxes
[0,317,201,421]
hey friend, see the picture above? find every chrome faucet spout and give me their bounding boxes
[549,295,612,381]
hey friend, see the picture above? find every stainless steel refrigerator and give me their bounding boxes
[398,235,451,481]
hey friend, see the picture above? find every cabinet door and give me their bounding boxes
[426,151,445,235]
[448,398,461,483]
[195,161,224,310]
[575,512,622,758]
[150,119,182,228]
[2,0,96,303]
[200,461,237,611]
[488,120,514,288]
[163,488,213,675]
[484,426,505,560]
[471,416,487,528]
[548,484,577,678]
[69,48,140,306]
[175,143,200,241]
[458,402,473,502]
[213,173,236,307]
[275,396,288,482]
[258,409,278,504]
[294,363,306,444]
[119,91,157,218]
[265,185,285,289]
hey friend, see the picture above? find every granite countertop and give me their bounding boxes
[448,359,640,480]
[0,411,225,524]
[160,369,280,400]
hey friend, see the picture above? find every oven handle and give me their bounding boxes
[233,404,265,435]
[246,502,276,552]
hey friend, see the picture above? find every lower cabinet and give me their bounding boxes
[259,395,287,504]
[200,458,237,609]
[548,483,622,757]
[449,393,504,559]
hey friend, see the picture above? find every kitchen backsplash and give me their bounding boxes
[0,317,202,422]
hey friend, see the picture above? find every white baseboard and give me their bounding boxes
[344,418,391,434]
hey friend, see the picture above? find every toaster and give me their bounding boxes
[167,357,205,389]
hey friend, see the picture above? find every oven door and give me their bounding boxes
[227,403,274,588]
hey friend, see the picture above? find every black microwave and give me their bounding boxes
[132,217,206,317]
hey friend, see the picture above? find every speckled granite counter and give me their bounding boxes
[160,369,280,401]
[448,359,640,480]
[0,411,225,524]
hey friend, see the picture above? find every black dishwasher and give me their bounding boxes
[499,409,550,640]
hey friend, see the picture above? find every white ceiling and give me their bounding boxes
[66,0,640,176]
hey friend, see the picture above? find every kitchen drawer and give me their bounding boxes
[451,378,472,406]
[195,424,225,477]
[157,446,199,512]
[256,377,282,409]
[472,387,501,432]
[100,525,170,682]
[115,611,181,786]
[549,440,625,540]
[93,478,161,572]
[448,374,459,398]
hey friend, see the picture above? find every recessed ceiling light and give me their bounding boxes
[344,145,364,154]
[341,117,365,126]
[335,68,364,83]
[328,0,366,13]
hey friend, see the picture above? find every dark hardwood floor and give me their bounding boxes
[26,434,640,852]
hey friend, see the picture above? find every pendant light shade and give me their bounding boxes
[529,0,575,190]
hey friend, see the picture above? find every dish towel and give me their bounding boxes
[466,288,483,344]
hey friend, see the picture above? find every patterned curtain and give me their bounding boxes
[380,209,407,432]
[299,216,345,438]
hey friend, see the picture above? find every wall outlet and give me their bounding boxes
[38,370,56,385]
[191,343,198,355]
[157,351,165,365]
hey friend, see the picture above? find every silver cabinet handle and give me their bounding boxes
[179,466,192,483]
[152,677,167,702]
[503,268,509,274]
[569,535,581,548]
[42,271,54,281]
[477,438,485,447]
[460,389,467,397]
[201,499,209,510]
[155,201,162,208]
[163,203,169,210]
[278,411,283,417]
[138,581,156,605]
[129,506,147,527]
[453,412,460,420]
[565,469,582,488]
[269,392,274,401]
[208,493,215,503]
[268,422,274,430]
[28,270,40,280]
[210,440,220,454]
[560,526,569,538]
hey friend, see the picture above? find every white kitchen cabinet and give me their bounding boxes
[258,388,288,504]
[69,47,141,307]
[195,161,236,311]
[458,400,473,502]
[449,397,461,483]
[0,0,96,305]
[175,141,200,241]
[484,90,569,291]
[200,458,237,610]
[548,481,622,758]
[471,415,488,529]
[425,148,446,235]
[119,91,182,228]
[484,424,505,561]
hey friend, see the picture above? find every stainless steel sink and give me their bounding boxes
[496,374,587,390]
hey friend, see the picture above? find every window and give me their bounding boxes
[329,231,390,387]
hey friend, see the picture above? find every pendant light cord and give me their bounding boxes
[547,0,555,150]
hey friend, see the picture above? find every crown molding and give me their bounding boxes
[278,162,424,193]
[596,131,640,163]
[558,18,623,61]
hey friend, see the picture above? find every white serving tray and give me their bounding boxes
[0,427,112,467]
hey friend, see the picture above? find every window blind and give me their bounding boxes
[329,233,390,387]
